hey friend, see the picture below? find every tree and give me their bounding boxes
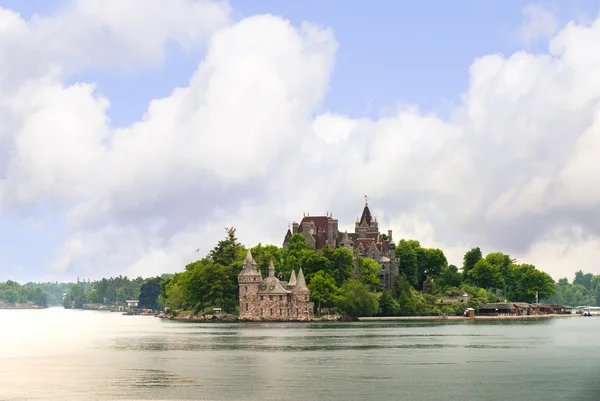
[462,247,482,280]
[358,257,381,290]
[116,288,127,305]
[251,243,283,278]
[395,240,420,286]
[417,248,447,290]
[510,264,555,303]
[436,264,463,289]
[574,270,594,290]
[485,252,514,298]
[337,280,379,318]
[139,277,162,310]
[467,259,502,290]
[378,291,399,316]
[297,250,331,284]
[308,271,340,314]
[322,247,354,287]
[209,227,243,267]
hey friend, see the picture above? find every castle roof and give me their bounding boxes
[239,249,261,277]
[340,230,353,245]
[259,275,290,294]
[294,268,309,293]
[288,215,334,249]
[359,201,372,227]
[288,270,297,286]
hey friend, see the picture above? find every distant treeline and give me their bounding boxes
[0,281,48,307]
[5,228,600,315]
[61,275,172,310]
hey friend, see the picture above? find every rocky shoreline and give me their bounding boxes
[155,312,346,322]
[0,303,46,309]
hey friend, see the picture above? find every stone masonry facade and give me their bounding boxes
[238,249,314,322]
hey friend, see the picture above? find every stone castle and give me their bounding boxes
[238,249,314,321]
[283,198,399,290]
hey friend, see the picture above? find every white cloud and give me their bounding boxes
[2,2,600,282]
[520,4,558,46]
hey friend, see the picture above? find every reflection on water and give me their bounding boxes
[109,369,196,388]
[1,308,599,401]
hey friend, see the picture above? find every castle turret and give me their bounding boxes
[238,250,262,319]
[268,260,275,277]
[288,270,297,287]
[294,268,309,294]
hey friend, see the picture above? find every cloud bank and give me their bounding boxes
[1,1,599,281]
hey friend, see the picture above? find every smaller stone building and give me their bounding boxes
[238,250,314,321]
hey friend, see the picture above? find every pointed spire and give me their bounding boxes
[341,230,353,245]
[294,268,309,293]
[244,249,254,264]
[268,260,275,277]
[288,270,297,286]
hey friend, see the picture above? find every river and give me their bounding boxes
[1,308,599,400]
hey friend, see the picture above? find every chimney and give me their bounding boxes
[388,229,393,242]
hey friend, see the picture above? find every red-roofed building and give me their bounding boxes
[282,198,399,290]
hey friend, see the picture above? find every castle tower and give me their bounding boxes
[291,268,314,321]
[340,230,354,251]
[238,249,262,319]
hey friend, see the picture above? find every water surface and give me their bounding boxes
[1,308,599,400]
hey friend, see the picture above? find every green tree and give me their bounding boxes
[467,259,502,290]
[358,257,381,290]
[116,288,127,305]
[395,239,420,287]
[308,271,340,314]
[462,247,483,281]
[139,277,162,310]
[417,248,447,290]
[378,291,399,316]
[436,264,463,289]
[251,243,282,278]
[209,227,244,267]
[322,247,354,287]
[337,279,379,318]
[510,264,555,303]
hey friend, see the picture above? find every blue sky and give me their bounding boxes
[1,0,600,282]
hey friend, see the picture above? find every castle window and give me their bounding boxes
[270,308,273,316]
[260,295,263,301]
[245,287,248,294]
[296,308,299,316]
[269,295,273,301]
[380,275,385,282]
[279,308,282,316]
[260,308,263,316]
[245,303,248,311]
[279,295,283,301]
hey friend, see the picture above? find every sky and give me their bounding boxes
[1,0,600,283]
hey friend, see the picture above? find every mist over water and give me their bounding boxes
[1,308,599,400]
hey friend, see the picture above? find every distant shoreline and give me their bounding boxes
[0,305,47,310]
[358,314,580,321]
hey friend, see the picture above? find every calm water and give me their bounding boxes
[1,308,599,400]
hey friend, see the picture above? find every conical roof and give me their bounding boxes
[288,270,297,286]
[239,249,260,277]
[244,249,256,265]
[359,198,372,226]
[268,260,275,277]
[340,230,353,245]
[294,268,309,293]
